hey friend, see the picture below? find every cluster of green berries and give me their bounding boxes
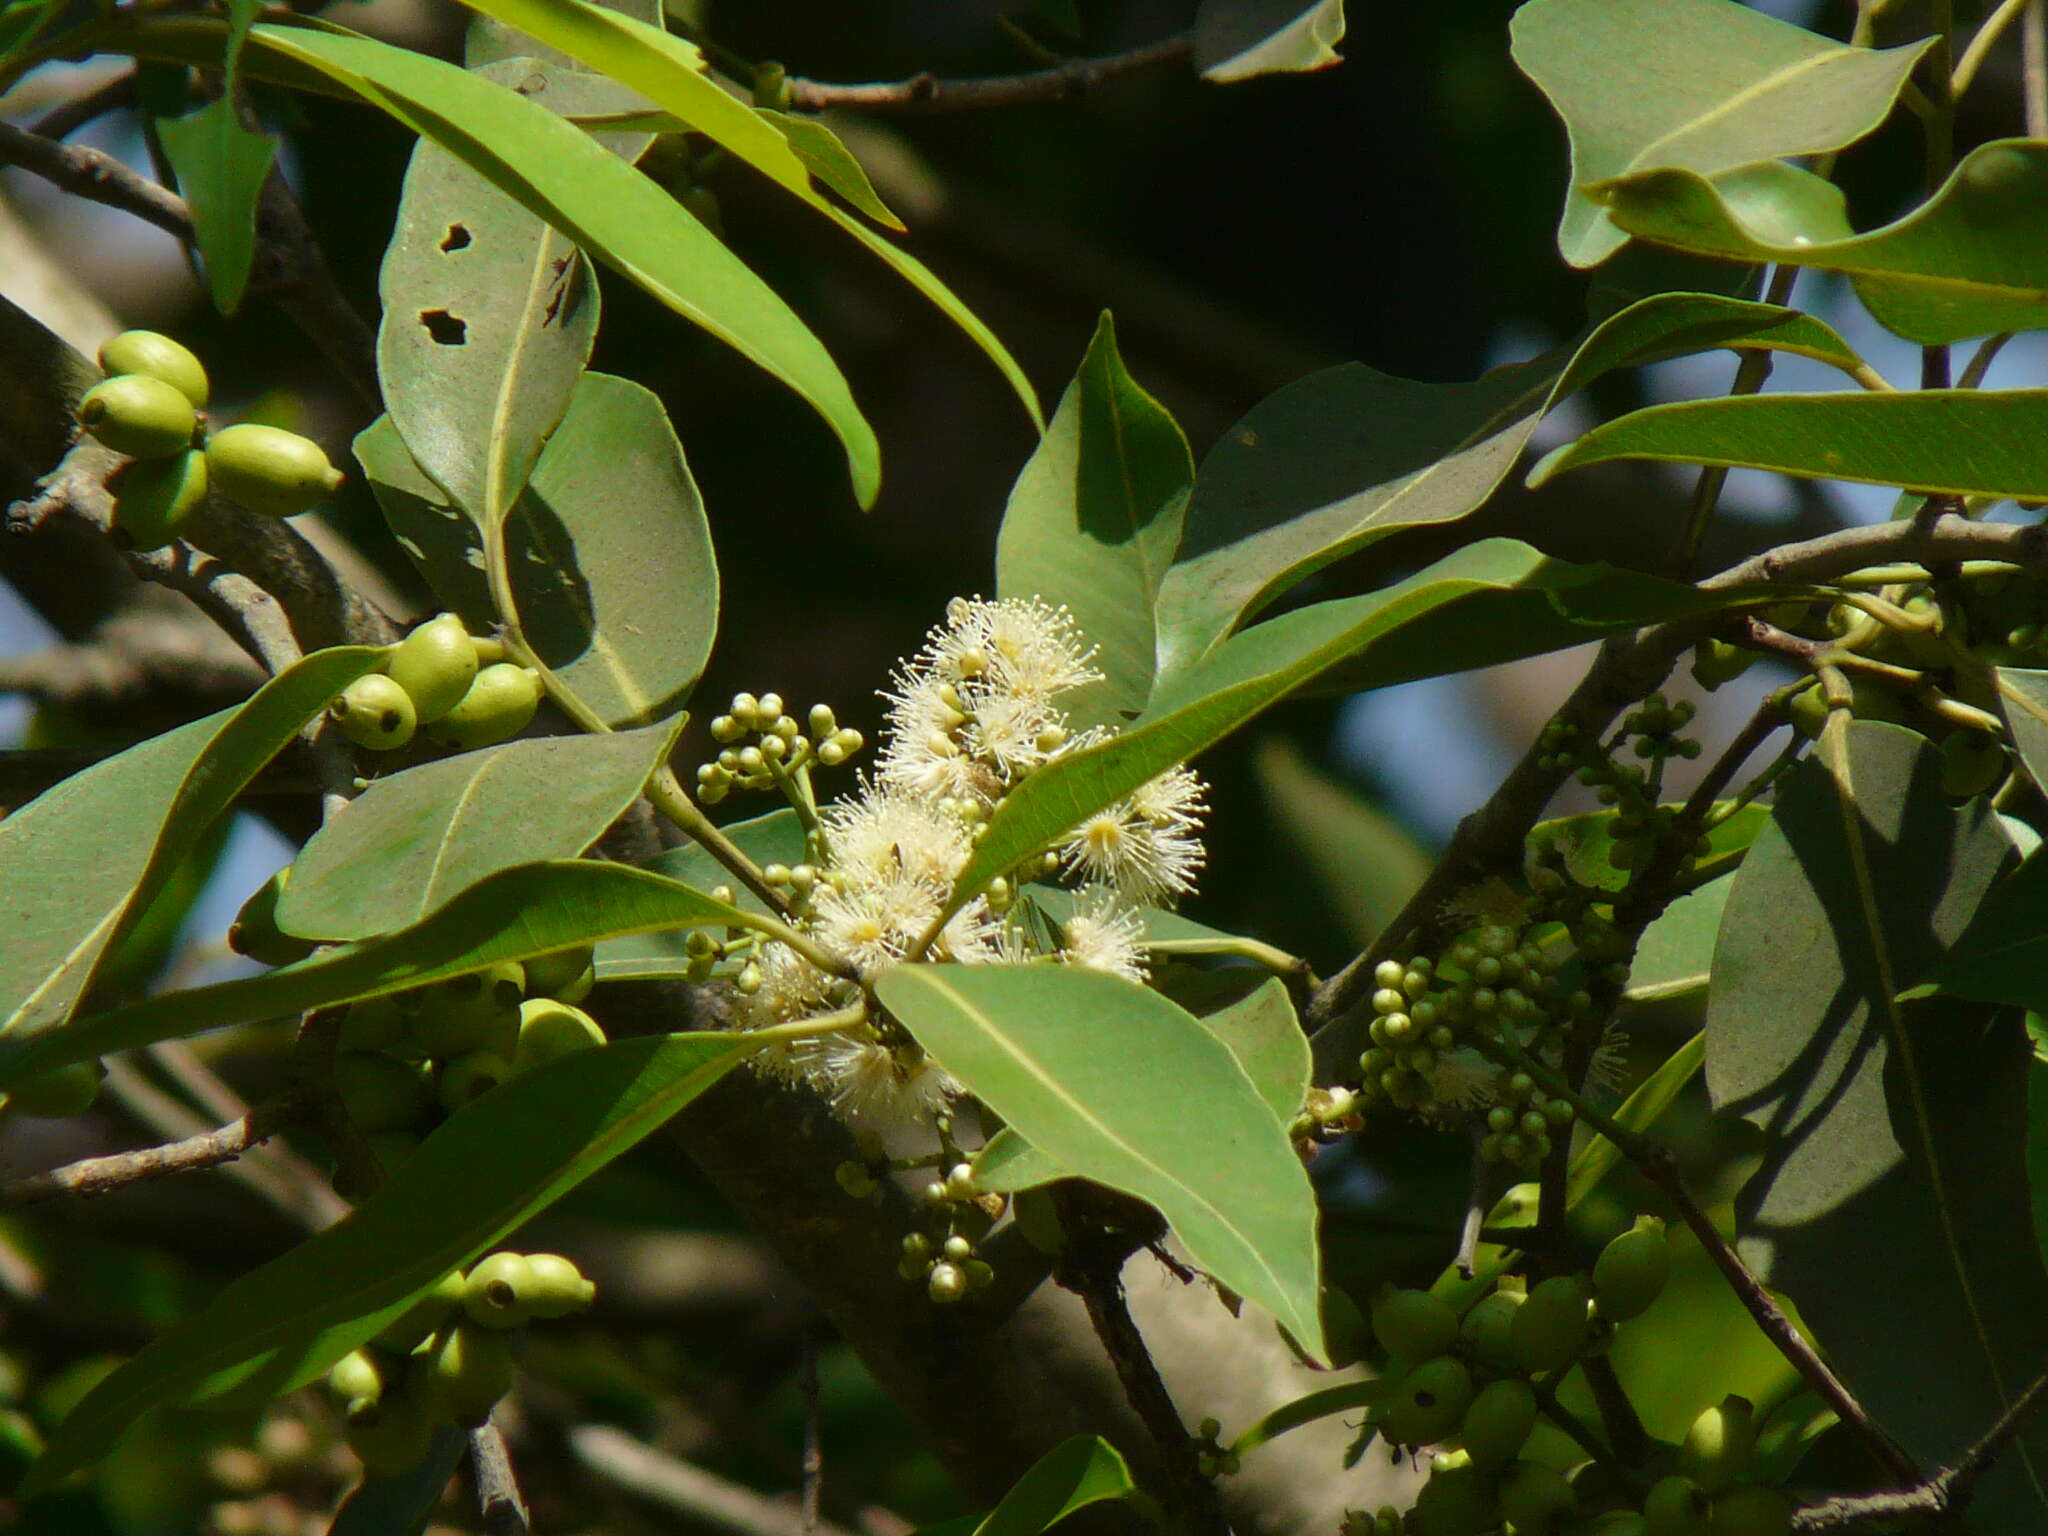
[834,1117,1000,1305]
[1537,702,1709,880]
[695,691,864,804]
[330,612,542,754]
[326,1250,594,1476]
[79,330,345,551]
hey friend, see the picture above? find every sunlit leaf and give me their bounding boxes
[1194,0,1345,83]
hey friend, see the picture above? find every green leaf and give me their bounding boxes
[0,648,382,1054]
[1194,0,1345,83]
[157,96,276,315]
[1996,668,2048,797]
[1593,141,2048,345]
[967,1435,1140,1536]
[1509,0,1929,268]
[248,21,879,505]
[954,539,1745,915]
[1226,1378,1391,1456]
[26,1032,751,1490]
[1531,389,2048,501]
[996,313,1192,727]
[325,1426,467,1536]
[1624,874,1734,1005]
[276,718,683,940]
[1708,721,2048,1522]
[1934,844,2048,1011]
[760,110,904,232]
[597,807,807,976]
[1252,737,1430,951]
[877,964,1327,1361]
[1156,292,1862,673]
[2029,1017,2048,1277]
[359,371,720,727]
[0,861,749,1087]
[1528,801,1768,896]
[376,60,599,529]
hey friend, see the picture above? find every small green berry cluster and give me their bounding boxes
[1537,698,1705,880]
[1339,1507,1405,1536]
[695,691,864,804]
[79,330,345,551]
[331,613,541,754]
[326,1251,595,1476]
[1192,1417,1242,1479]
[835,1118,999,1305]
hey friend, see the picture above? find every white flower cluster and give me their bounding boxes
[739,596,1208,1127]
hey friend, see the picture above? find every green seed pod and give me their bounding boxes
[1498,1458,1577,1532]
[78,374,199,459]
[463,1252,536,1329]
[1459,1288,1526,1371]
[228,866,316,967]
[1408,1463,1498,1536]
[522,944,596,999]
[100,329,210,407]
[1940,731,2006,800]
[206,423,345,517]
[327,1348,386,1410]
[1707,1483,1792,1536]
[333,1052,433,1134]
[1679,1396,1756,1493]
[517,1252,596,1318]
[332,674,418,752]
[436,1050,513,1114]
[387,613,479,724]
[1643,1476,1713,1536]
[513,998,607,1074]
[6,1058,105,1117]
[110,449,208,550]
[1381,1354,1474,1446]
[376,1268,466,1351]
[1511,1273,1593,1373]
[420,1320,515,1427]
[1592,1215,1671,1321]
[1459,1377,1537,1470]
[1371,1286,1459,1364]
[427,664,542,750]
[346,1390,434,1476]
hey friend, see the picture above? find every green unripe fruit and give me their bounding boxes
[1459,1288,1525,1370]
[1381,1354,1473,1446]
[205,423,344,517]
[1679,1396,1755,1493]
[100,330,211,407]
[1690,639,1756,691]
[387,614,479,724]
[1644,1476,1713,1536]
[111,449,207,550]
[518,1252,596,1318]
[327,1348,386,1410]
[549,962,595,1005]
[6,1059,105,1117]
[339,996,412,1053]
[376,1268,465,1351]
[463,1252,536,1329]
[346,1391,433,1476]
[228,866,316,967]
[436,1050,513,1114]
[513,998,607,1073]
[522,945,595,999]
[414,965,524,1059]
[1371,1286,1459,1364]
[332,674,418,752]
[1459,1377,1537,1470]
[1409,1464,1498,1536]
[1708,1483,1792,1536]
[1788,686,1830,741]
[1940,732,2006,800]
[1592,1215,1670,1321]
[1498,1458,1577,1532]
[420,1320,515,1427]
[1512,1273,1593,1373]
[77,374,199,459]
[333,1052,433,1134]
[427,664,542,750]
[928,1262,967,1303]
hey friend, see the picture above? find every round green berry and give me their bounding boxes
[1511,1273,1593,1373]
[522,945,595,1000]
[334,1052,433,1134]
[420,1320,515,1427]
[99,330,211,407]
[332,674,418,751]
[1644,1475,1713,1536]
[327,1348,386,1411]
[1592,1215,1671,1321]
[205,423,344,517]
[228,866,316,967]
[1381,1353,1473,1447]
[1679,1396,1756,1493]
[346,1391,434,1475]
[928,1262,967,1303]
[387,613,479,725]
[1497,1458,1576,1532]
[1459,1287,1526,1371]
[1371,1286,1459,1363]
[339,996,412,1054]
[463,1252,536,1329]
[427,663,542,750]
[1408,1462,1498,1536]
[1459,1377,1537,1470]
[78,374,198,458]
[1708,1483,1792,1536]
[6,1059,105,1117]
[512,998,607,1073]
[110,448,207,550]
[376,1268,466,1351]
[518,1253,596,1318]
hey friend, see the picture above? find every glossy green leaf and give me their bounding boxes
[0,648,381,1053]
[761,110,904,231]
[0,861,748,1087]
[1226,1378,1391,1456]
[955,1435,1138,1536]
[1708,721,2047,1521]
[376,59,599,529]
[158,96,275,316]
[600,806,807,973]
[464,0,656,73]
[1531,389,2048,501]
[248,21,878,505]
[1624,875,1734,1004]
[1997,668,2048,797]
[878,964,1326,1360]
[1194,0,1345,82]
[1157,292,1861,673]
[1594,141,2048,344]
[956,538,1743,914]
[26,1032,751,1490]
[1510,0,1929,267]
[1253,738,1430,950]
[997,313,1192,727]
[1934,844,2048,1011]
[359,371,720,727]
[277,718,683,940]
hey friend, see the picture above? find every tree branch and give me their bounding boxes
[470,1418,532,1536]
[0,118,191,240]
[571,1423,861,1536]
[0,1096,299,1208]
[785,34,1193,114]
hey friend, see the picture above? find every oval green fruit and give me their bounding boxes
[421,1320,515,1427]
[523,944,596,999]
[1689,639,1755,691]
[6,1059,105,1117]
[376,1268,465,1351]
[1644,1476,1712,1536]
[1459,1377,1537,1470]
[436,1050,513,1114]
[1679,1396,1755,1493]
[1511,1273,1593,1373]
[427,663,542,750]
[517,1252,596,1318]
[1592,1215,1670,1322]
[1408,1463,1498,1536]
[206,423,344,517]
[332,674,418,752]
[333,1051,433,1134]
[327,1348,386,1409]
[1371,1286,1459,1364]
[228,866,316,967]
[346,1390,433,1476]
[339,996,412,1054]
[1497,1458,1576,1532]
[1381,1353,1473,1446]
[1459,1288,1525,1371]
[463,1252,536,1329]
[77,374,198,459]
[513,998,607,1074]
[111,449,208,550]
[388,613,479,724]
[1707,1483,1792,1536]
[99,330,210,407]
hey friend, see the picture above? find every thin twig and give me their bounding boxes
[470,1418,532,1536]
[1951,0,2035,97]
[2026,0,2046,138]
[28,68,140,142]
[801,1313,824,1534]
[1579,1356,1653,1469]
[571,1424,861,1536]
[1454,1130,1490,1279]
[0,119,192,239]
[785,33,1193,114]
[0,1097,297,1207]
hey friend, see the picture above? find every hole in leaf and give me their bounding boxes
[419,309,467,346]
[440,224,472,252]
